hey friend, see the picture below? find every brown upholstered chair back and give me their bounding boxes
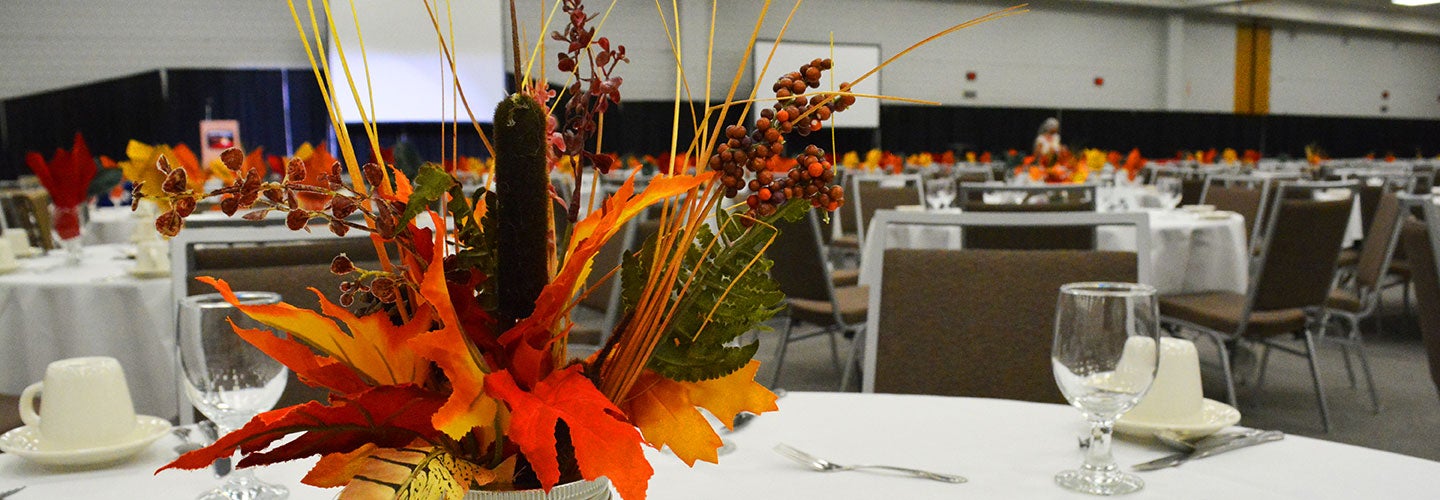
[1251,198,1352,312]
[766,211,832,303]
[960,202,1097,250]
[1203,185,1264,245]
[836,170,858,236]
[1354,191,1404,291]
[855,180,922,240]
[1400,218,1440,398]
[1181,178,1205,206]
[873,248,1137,403]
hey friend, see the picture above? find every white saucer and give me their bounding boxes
[127,268,170,279]
[0,415,172,466]
[1196,211,1236,220]
[0,262,18,275]
[13,247,40,258]
[1115,398,1241,440]
[1181,204,1215,213]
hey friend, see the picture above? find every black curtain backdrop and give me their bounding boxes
[5,69,1439,180]
[3,71,164,177]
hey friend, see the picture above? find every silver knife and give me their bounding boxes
[1132,430,1285,471]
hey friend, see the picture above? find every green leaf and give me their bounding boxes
[400,164,458,227]
[618,200,790,382]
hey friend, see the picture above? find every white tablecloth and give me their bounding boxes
[0,244,176,417]
[2,392,1436,498]
[865,209,1249,295]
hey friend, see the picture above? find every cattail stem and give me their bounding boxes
[494,93,552,330]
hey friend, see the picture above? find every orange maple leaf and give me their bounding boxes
[303,443,379,488]
[408,212,498,439]
[486,365,652,500]
[199,277,432,388]
[624,360,777,466]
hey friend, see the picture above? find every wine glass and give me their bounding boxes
[1052,282,1160,496]
[925,178,957,210]
[1154,177,1183,210]
[178,292,290,500]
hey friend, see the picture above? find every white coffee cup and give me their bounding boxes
[3,231,30,255]
[1124,337,1204,423]
[135,240,170,273]
[0,238,15,269]
[19,357,138,450]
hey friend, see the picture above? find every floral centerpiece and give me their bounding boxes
[145,2,1025,498]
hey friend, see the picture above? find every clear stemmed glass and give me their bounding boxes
[1154,177,1183,210]
[925,178,957,210]
[178,293,290,500]
[1052,282,1161,496]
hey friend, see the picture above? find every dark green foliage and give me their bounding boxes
[618,200,807,382]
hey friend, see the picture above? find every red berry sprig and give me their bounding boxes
[709,58,856,220]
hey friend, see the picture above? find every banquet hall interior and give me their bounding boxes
[2,0,1440,498]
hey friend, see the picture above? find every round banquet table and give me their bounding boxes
[1,392,1436,498]
[868,208,1249,295]
[0,244,176,418]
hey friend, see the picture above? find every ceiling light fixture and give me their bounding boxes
[1392,0,1440,6]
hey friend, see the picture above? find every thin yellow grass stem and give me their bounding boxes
[421,0,497,157]
[847,5,1028,88]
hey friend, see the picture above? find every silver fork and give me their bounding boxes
[773,443,967,483]
[0,485,25,498]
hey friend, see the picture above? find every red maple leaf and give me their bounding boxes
[157,385,445,474]
[485,366,652,500]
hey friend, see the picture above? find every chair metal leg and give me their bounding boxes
[1333,318,1359,389]
[1345,316,1381,413]
[1212,335,1240,408]
[1302,329,1333,433]
[770,318,797,388]
[827,326,843,375]
[839,327,864,392]
[1254,343,1272,391]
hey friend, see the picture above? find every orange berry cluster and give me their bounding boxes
[710,58,856,220]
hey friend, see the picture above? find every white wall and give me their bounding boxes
[0,0,310,100]
[1179,17,1235,113]
[1270,24,1440,119]
[687,0,1173,110]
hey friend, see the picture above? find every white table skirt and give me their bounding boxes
[2,392,1436,499]
[0,244,175,417]
[865,210,1249,296]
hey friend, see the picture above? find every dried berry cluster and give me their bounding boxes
[134,146,419,307]
[330,254,403,307]
[135,147,406,240]
[711,58,856,219]
[553,0,628,221]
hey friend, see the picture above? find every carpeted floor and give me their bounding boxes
[752,286,1440,462]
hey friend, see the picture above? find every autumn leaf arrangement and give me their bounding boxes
[143,1,1027,499]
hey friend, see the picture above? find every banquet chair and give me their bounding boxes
[957,183,1098,250]
[1199,173,1283,253]
[2,191,52,250]
[1399,210,1440,400]
[860,210,1151,401]
[1160,180,1357,432]
[850,173,923,250]
[950,165,995,185]
[170,225,380,422]
[1317,190,1408,412]
[766,210,868,390]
